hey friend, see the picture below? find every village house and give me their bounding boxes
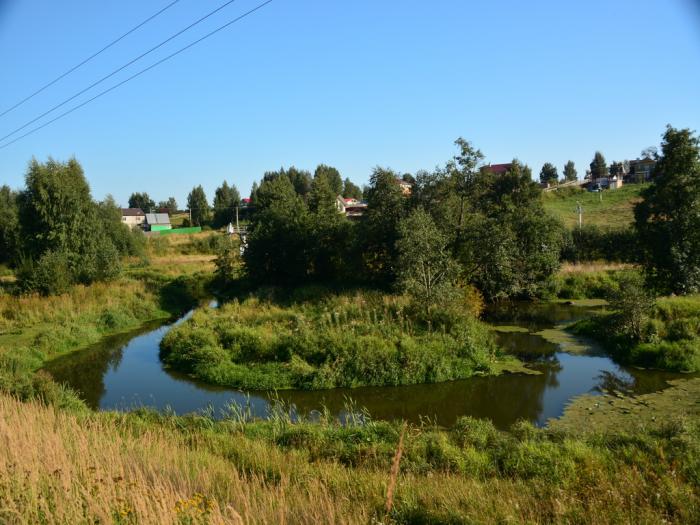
[145,212,172,232]
[627,157,657,183]
[121,208,146,229]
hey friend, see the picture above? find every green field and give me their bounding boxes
[543,184,648,229]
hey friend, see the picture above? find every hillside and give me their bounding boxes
[543,183,648,229]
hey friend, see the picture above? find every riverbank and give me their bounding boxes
[159,287,531,390]
[1,382,697,524]
[0,266,212,406]
[571,293,700,372]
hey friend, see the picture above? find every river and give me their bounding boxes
[44,300,687,429]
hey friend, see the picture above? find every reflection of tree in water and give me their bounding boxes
[276,363,559,430]
[595,370,635,394]
[44,328,146,409]
[484,301,603,331]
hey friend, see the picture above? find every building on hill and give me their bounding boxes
[145,212,172,232]
[336,195,367,219]
[397,178,413,196]
[481,163,513,175]
[121,208,145,229]
[627,157,656,183]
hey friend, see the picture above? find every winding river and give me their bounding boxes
[44,301,688,429]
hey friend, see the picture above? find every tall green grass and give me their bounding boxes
[572,294,700,372]
[161,289,499,390]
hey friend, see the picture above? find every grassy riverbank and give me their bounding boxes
[160,288,526,390]
[1,383,698,524]
[572,294,700,372]
[0,265,212,407]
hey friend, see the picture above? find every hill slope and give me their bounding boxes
[543,184,647,229]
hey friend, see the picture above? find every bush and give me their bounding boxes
[16,250,73,296]
[562,225,638,263]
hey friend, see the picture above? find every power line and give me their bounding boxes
[0,0,240,143]
[0,0,182,120]
[0,0,273,151]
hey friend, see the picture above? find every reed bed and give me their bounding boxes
[1,393,698,524]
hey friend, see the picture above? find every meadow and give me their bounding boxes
[542,183,647,229]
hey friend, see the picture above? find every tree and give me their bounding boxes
[158,197,178,214]
[589,151,608,180]
[360,167,407,285]
[212,181,241,228]
[539,163,558,185]
[16,158,121,292]
[314,164,343,196]
[449,138,485,234]
[244,176,311,284]
[128,192,155,212]
[635,126,700,294]
[641,146,658,160]
[609,161,625,177]
[342,178,362,200]
[454,160,565,299]
[563,161,577,182]
[186,185,210,226]
[396,208,458,312]
[308,169,351,280]
[0,185,20,265]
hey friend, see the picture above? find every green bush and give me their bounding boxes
[160,289,500,390]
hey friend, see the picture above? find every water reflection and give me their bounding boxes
[44,302,691,429]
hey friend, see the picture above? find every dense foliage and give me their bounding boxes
[211,181,241,228]
[244,138,566,300]
[573,285,700,372]
[160,289,498,390]
[635,126,700,294]
[3,158,143,295]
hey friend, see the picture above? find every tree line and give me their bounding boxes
[240,127,700,303]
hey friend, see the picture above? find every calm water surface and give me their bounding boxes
[45,301,688,429]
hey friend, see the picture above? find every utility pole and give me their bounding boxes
[576,201,583,229]
[188,208,192,225]
[235,205,239,233]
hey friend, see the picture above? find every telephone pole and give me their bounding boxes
[576,201,583,229]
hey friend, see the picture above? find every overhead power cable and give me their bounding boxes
[0,0,240,144]
[0,0,274,151]
[0,0,182,119]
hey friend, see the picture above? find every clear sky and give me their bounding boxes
[1,0,699,206]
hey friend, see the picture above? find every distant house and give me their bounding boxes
[481,163,513,175]
[397,179,412,196]
[121,208,146,229]
[336,195,367,219]
[145,212,172,232]
[627,158,656,183]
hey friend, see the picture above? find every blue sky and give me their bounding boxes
[1,0,699,206]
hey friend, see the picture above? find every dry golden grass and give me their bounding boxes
[559,261,634,274]
[0,395,369,525]
[1,394,696,524]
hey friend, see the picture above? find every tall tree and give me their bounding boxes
[635,126,700,294]
[539,163,558,185]
[342,178,362,200]
[127,192,155,212]
[563,161,577,182]
[157,197,178,214]
[314,164,343,196]
[186,185,210,226]
[309,169,350,279]
[212,181,241,228]
[0,185,19,265]
[360,167,407,285]
[244,176,311,284]
[609,161,625,177]
[450,138,484,232]
[589,151,608,180]
[17,158,121,291]
[396,208,458,312]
